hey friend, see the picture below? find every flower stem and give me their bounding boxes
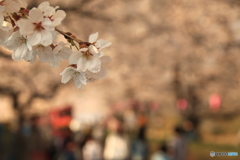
[72,41,79,50]
[55,28,83,44]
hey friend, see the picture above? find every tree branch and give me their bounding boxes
[0,52,11,60]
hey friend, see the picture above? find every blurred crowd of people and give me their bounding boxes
[0,100,198,160]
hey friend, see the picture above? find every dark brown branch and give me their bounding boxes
[55,28,83,43]
[23,81,61,108]
[0,52,11,60]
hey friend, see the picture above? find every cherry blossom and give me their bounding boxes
[0,6,5,25]
[0,27,9,44]
[38,1,66,27]
[0,0,27,14]
[0,1,112,89]
[33,45,54,63]
[24,51,36,63]
[69,47,101,73]
[60,66,87,89]
[17,8,55,46]
[85,55,111,82]
[49,42,72,68]
[4,31,33,61]
[88,32,112,51]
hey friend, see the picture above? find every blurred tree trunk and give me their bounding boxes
[173,63,200,139]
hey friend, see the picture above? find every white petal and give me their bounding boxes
[79,72,87,85]
[86,66,107,80]
[88,32,98,43]
[73,75,85,89]
[17,19,34,35]
[89,45,99,55]
[29,8,43,23]
[38,2,55,16]
[24,51,36,63]
[0,28,9,44]
[97,66,108,79]
[80,48,88,52]
[4,0,19,13]
[60,67,74,83]
[0,14,4,25]
[41,18,54,31]
[40,30,53,46]
[5,31,21,50]
[30,53,37,63]
[49,56,61,68]
[38,2,50,10]
[100,56,111,64]
[26,41,32,51]
[59,47,72,60]
[27,31,41,46]
[0,6,5,12]
[99,51,105,57]
[17,0,27,8]
[0,28,9,45]
[69,51,82,64]
[26,51,37,63]
[77,58,91,72]
[95,39,112,50]
[37,46,53,62]
[51,31,58,41]
[52,45,62,54]
[52,10,66,26]
[88,57,101,73]
[12,44,27,61]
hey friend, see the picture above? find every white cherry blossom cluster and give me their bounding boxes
[0,0,112,89]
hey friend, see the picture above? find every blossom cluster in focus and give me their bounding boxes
[0,0,112,89]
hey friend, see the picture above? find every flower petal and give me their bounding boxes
[17,19,34,35]
[88,57,101,73]
[4,31,21,50]
[73,73,86,89]
[59,47,72,60]
[86,66,107,81]
[38,2,55,16]
[24,51,36,63]
[100,56,111,64]
[89,45,99,55]
[74,76,83,89]
[12,44,28,61]
[52,10,66,26]
[27,31,41,46]
[41,18,54,31]
[69,51,82,64]
[79,72,87,85]
[29,8,43,23]
[0,14,4,25]
[77,57,91,72]
[40,30,53,46]
[49,56,61,68]
[37,46,53,62]
[95,39,112,50]
[88,32,98,43]
[60,67,74,83]
[0,6,5,12]
[38,1,50,10]
[0,28,8,45]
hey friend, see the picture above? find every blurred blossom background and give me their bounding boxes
[0,0,240,160]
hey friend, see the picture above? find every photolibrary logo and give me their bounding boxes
[210,151,215,157]
[210,151,238,157]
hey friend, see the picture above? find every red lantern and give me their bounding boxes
[177,99,188,110]
[149,101,159,111]
[209,94,221,113]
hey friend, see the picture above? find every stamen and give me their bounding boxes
[33,22,44,31]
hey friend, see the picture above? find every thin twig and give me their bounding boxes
[55,28,83,43]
